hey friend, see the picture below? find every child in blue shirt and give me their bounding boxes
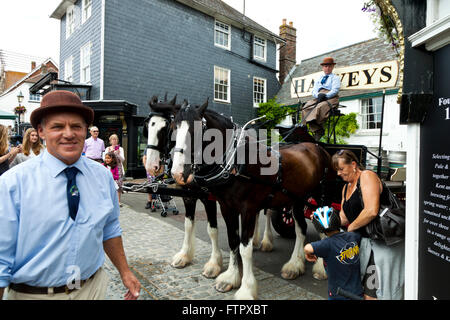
[304,206,363,300]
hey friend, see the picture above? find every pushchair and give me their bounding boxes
[153,188,179,217]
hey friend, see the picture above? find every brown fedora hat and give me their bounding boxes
[320,57,336,66]
[30,90,94,129]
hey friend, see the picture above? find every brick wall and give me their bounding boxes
[279,19,296,85]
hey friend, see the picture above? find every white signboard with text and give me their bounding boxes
[290,60,399,98]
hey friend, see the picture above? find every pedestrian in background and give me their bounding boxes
[9,128,45,168]
[104,134,125,204]
[142,154,156,211]
[104,151,121,204]
[0,124,21,176]
[83,126,105,162]
[0,90,140,300]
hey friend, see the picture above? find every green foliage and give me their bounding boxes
[256,97,291,144]
[256,97,290,130]
[256,99,359,145]
[319,112,359,144]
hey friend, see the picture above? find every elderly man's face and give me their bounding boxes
[322,64,334,75]
[90,127,99,138]
[38,112,87,165]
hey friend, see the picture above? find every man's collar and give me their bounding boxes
[42,150,85,178]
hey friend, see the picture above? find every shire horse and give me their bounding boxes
[171,100,333,300]
[144,95,276,278]
[144,95,221,278]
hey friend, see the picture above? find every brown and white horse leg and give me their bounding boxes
[201,199,222,278]
[260,209,274,252]
[171,217,196,268]
[234,211,258,300]
[252,211,261,249]
[171,198,197,268]
[215,208,241,293]
[281,204,306,279]
[281,217,306,279]
[202,224,223,278]
[234,238,257,300]
[312,232,328,280]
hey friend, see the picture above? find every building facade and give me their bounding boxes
[50,0,283,176]
[0,59,58,130]
[277,37,406,172]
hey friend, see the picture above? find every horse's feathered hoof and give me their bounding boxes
[202,261,222,279]
[312,257,327,280]
[215,282,234,293]
[260,239,273,252]
[313,272,328,280]
[281,270,300,280]
[171,252,192,269]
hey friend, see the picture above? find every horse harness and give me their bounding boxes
[145,111,173,165]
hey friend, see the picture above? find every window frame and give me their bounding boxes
[80,42,92,84]
[214,66,231,103]
[253,36,267,62]
[81,0,92,24]
[64,56,74,83]
[65,5,75,39]
[360,96,383,130]
[253,77,267,108]
[29,93,41,102]
[214,20,231,50]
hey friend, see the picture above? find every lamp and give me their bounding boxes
[17,91,24,104]
[15,91,25,135]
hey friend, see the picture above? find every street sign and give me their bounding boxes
[418,44,450,300]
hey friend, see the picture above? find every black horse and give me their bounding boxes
[171,101,334,299]
[144,95,221,279]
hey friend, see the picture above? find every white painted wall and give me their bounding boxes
[342,94,407,161]
[0,83,41,127]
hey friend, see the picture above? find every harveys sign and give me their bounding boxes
[290,60,399,98]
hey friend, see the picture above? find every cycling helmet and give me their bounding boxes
[312,206,341,233]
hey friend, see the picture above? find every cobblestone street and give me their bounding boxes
[104,204,324,300]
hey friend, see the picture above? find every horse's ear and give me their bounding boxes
[197,97,209,115]
[149,95,158,108]
[164,92,168,101]
[181,99,189,108]
[169,94,177,105]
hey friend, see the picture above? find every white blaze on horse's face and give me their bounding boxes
[146,115,167,176]
[171,120,193,185]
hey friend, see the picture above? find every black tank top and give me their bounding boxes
[342,178,369,237]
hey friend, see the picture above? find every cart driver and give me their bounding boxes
[301,57,341,141]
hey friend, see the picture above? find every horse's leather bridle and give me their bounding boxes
[145,111,173,164]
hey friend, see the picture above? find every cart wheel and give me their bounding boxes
[270,206,296,239]
[161,210,167,217]
[173,210,179,215]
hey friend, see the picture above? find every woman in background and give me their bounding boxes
[104,134,125,204]
[10,128,45,167]
[0,124,21,175]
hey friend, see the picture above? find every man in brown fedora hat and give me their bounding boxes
[301,57,341,141]
[0,90,141,300]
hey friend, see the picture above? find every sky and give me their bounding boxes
[0,0,377,67]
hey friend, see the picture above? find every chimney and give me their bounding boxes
[279,19,296,85]
[31,61,36,70]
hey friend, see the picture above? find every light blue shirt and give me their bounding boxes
[312,73,341,99]
[0,150,122,288]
